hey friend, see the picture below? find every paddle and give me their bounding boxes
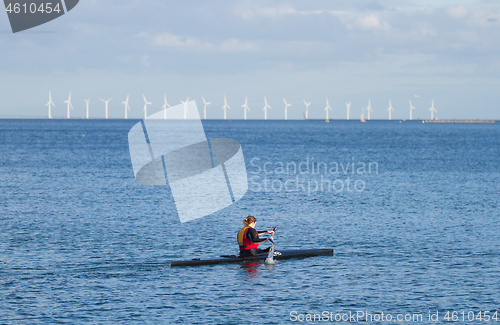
[265,227,277,264]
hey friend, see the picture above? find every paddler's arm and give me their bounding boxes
[257,229,275,236]
[248,228,270,244]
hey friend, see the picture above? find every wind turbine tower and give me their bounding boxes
[143,95,152,119]
[303,101,311,120]
[180,97,190,119]
[122,95,131,119]
[222,96,230,120]
[409,100,415,120]
[263,97,271,120]
[201,97,210,119]
[429,100,437,120]
[388,99,394,120]
[162,95,170,119]
[283,98,291,120]
[47,91,55,119]
[242,97,250,120]
[64,92,73,119]
[100,98,113,119]
[84,99,90,119]
[346,102,351,120]
[324,98,332,121]
[366,99,373,120]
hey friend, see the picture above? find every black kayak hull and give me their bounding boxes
[170,248,333,267]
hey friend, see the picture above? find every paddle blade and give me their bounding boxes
[265,243,276,264]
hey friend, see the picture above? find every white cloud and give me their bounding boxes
[356,14,390,30]
[220,38,258,52]
[137,32,212,50]
[137,32,258,53]
[235,4,344,19]
[448,5,468,18]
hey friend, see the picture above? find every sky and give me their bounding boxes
[0,0,499,120]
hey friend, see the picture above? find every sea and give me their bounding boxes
[1,119,499,324]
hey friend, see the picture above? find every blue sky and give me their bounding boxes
[1,0,499,119]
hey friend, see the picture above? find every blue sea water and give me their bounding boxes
[1,119,499,324]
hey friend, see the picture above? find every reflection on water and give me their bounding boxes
[239,262,261,279]
[264,262,276,270]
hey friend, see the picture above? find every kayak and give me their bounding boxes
[170,248,333,267]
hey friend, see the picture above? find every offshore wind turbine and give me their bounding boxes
[409,100,415,120]
[122,95,131,119]
[100,98,113,119]
[64,92,73,119]
[346,102,351,120]
[324,98,332,121]
[180,97,189,119]
[263,97,271,120]
[222,96,230,120]
[143,94,152,119]
[242,97,250,120]
[388,99,394,120]
[429,100,437,120]
[162,95,170,119]
[201,97,210,119]
[181,97,189,120]
[283,98,291,120]
[366,99,373,120]
[46,91,55,119]
[84,99,90,119]
[303,100,311,120]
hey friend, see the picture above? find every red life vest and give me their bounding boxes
[238,226,259,250]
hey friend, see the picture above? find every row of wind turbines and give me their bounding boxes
[46,92,438,121]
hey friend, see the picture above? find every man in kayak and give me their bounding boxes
[238,216,275,257]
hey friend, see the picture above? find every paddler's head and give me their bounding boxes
[244,215,256,228]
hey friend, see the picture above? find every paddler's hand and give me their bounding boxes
[268,236,274,241]
[267,230,275,235]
